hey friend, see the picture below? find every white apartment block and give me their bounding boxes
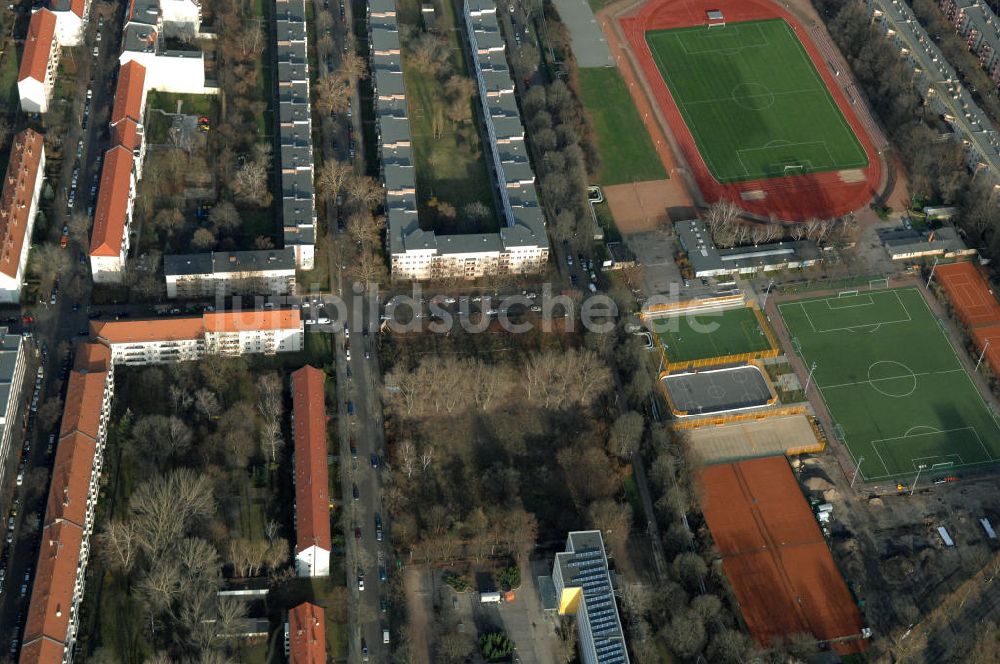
[163,248,298,298]
[17,9,59,114]
[0,129,45,303]
[50,0,91,46]
[0,329,26,489]
[89,146,137,283]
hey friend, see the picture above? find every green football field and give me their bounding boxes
[645,18,868,183]
[653,307,772,363]
[779,288,1000,481]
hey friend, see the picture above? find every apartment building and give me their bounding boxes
[119,0,206,93]
[291,365,331,578]
[91,309,304,365]
[0,329,27,489]
[49,0,91,46]
[939,0,1000,87]
[375,0,549,281]
[552,531,629,664]
[18,9,59,114]
[163,248,297,298]
[275,0,316,269]
[0,129,46,302]
[89,146,137,283]
[110,61,148,177]
[285,602,326,664]
[20,344,115,664]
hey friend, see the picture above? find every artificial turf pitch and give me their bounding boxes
[653,307,772,363]
[779,288,1000,481]
[645,18,868,183]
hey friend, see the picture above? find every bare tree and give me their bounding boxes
[397,441,417,478]
[316,159,354,202]
[257,373,284,462]
[587,499,632,555]
[347,175,384,209]
[314,71,351,115]
[194,389,222,420]
[97,518,140,575]
[340,49,369,80]
[30,244,71,288]
[209,201,241,233]
[609,411,644,460]
[232,160,270,207]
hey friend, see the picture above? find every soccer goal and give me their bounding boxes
[706,9,725,27]
[838,289,859,297]
[783,164,805,175]
[869,277,890,290]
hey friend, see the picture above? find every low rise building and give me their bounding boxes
[879,226,976,261]
[291,365,331,578]
[0,329,27,488]
[552,531,630,664]
[0,129,46,302]
[285,602,326,664]
[163,248,298,298]
[20,344,114,664]
[18,9,59,114]
[91,309,304,365]
[675,219,822,278]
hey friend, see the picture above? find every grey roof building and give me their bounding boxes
[163,249,298,298]
[0,328,25,488]
[675,219,822,277]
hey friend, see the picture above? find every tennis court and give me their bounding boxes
[644,18,868,183]
[652,306,773,363]
[779,287,1000,481]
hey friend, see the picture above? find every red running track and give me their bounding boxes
[619,0,883,221]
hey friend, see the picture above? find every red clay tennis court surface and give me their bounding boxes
[619,0,882,220]
[936,261,1000,377]
[699,456,867,654]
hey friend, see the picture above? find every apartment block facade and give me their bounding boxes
[0,129,46,302]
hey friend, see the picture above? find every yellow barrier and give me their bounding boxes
[641,294,746,320]
[669,405,810,430]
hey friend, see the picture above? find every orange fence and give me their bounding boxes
[652,303,782,373]
[669,404,809,429]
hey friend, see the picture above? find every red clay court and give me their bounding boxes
[699,456,868,654]
[936,261,1000,377]
[618,0,883,220]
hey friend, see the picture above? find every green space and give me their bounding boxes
[577,67,666,185]
[652,306,772,362]
[398,0,500,234]
[147,90,219,118]
[0,39,20,111]
[645,18,868,183]
[779,287,1000,481]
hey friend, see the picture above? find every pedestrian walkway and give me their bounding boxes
[550,0,613,68]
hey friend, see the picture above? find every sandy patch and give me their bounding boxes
[605,179,694,233]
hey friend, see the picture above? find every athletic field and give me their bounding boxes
[779,287,1000,481]
[644,18,868,183]
[653,307,772,363]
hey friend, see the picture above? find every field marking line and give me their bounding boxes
[825,293,874,310]
[799,301,817,333]
[910,454,963,467]
[681,85,826,107]
[820,370,930,391]
[868,441,892,478]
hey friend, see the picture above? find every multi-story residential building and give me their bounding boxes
[275,0,316,269]
[291,365,331,578]
[939,0,1000,87]
[0,328,27,488]
[17,9,59,114]
[285,602,326,663]
[91,317,206,365]
[376,0,549,281]
[90,309,304,365]
[163,248,298,298]
[0,129,45,302]
[110,61,148,177]
[89,146,137,283]
[119,0,206,94]
[552,531,630,664]
[204,310,304,356]
[49,0,91,46]
[20,343,115,664]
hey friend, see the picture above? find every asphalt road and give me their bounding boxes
[0,3,117,656]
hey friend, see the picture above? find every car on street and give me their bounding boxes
[357,575,364,591]
[352,483,359,500]
[370,454,379,468]
[354,527,361,540]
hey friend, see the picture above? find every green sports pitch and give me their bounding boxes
[779,288,1000,482]
[653,307,772,363]
[644,18,869,183]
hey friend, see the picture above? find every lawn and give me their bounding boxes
[645,18,868,183]
[398,0,500,234]
[779,287,1000,481]
[652,306,773,363]
[0,38,20,111]
[146,90,219,118]
[577,67,666,185]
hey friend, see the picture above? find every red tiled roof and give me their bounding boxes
[17,638,66,664]
[89,146,134,258]
[72,342,110,373]
[203,309,301,333]
[288,602,326,664]
[111,60,146,126]
[110,118,141,153]
[45,432,97,528]
[59,367,108,441]
[18,9,56,84]
[0,129,44,279]
[20,520,84,656]
[91,317,204,344]
[292,365,330,556]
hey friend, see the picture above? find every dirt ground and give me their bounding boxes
[403,566,434,664]
[605,179,694,233]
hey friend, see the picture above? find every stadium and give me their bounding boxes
[617,0,883,220]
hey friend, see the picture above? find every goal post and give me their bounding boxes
[869,277,890,290]
[838,290,859,297]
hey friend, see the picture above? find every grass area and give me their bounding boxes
[398,0,500,234]
[592,199,620,242]
[0,38,20,111]
[652,306,772,362]
[577,67,666,185]
[645,18,868,183]
[147,90,219,118]
[254,0,274,137]
[779,287,1000,481]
